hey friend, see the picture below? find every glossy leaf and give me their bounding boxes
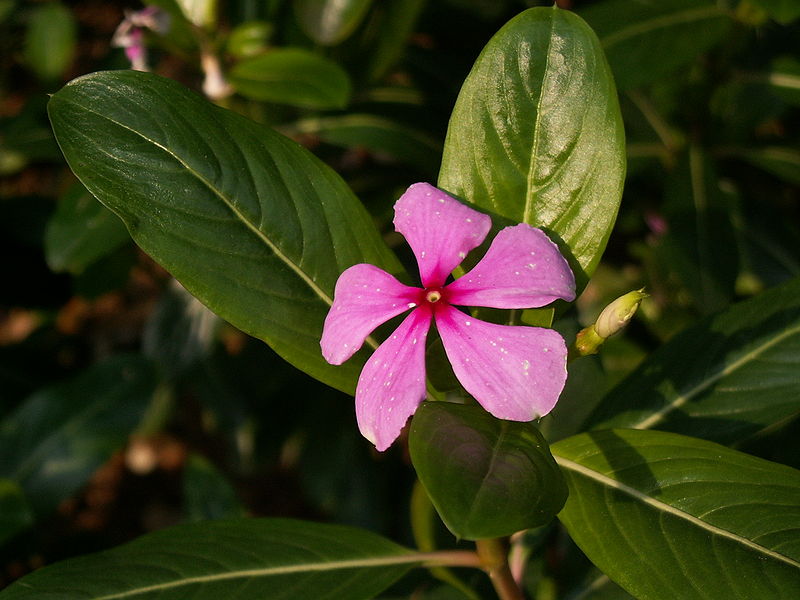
[438,7,625,288]
[0,355,156,514]
[293,114,441,172]
[43,181,130,274]
[48,70,401,394]
[0,479,33,546]
[24,1,76,81]
[553,429,800,599]
[230,48,351,109]
[409,402,567,540]
[0,518,419,599]
[587,276,800,445]
[294,0,372,46]
[579,0,730,90]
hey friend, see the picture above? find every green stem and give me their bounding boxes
[476,538,525,600]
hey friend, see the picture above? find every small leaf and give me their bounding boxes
[747,0,800,24]
[409,402,567,540]
[44,181,130,274]
[587,276,800,445]
[0,355,156,514]
[0,518,420,599]
[183,454,245,521]
[24,2,76,81]
[553,429,800,600]
[737,146,800,185]
[767,57,800,106]
[438,7,625,289]
[365,0,426,82]
[293,113,441,173]
[294,0,373,46]
[230,48,351,109]
[48,70,401,394]
[0,479,34,546]
[579,0,730,90]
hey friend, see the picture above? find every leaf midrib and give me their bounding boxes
[600,5,722,49]
[61,98,335,308]
[631,321,800,429]
[553,453,800,570]
[89,553,426,600]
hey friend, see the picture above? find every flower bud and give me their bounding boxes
[594,288,647,339]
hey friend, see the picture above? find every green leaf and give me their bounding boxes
[24,1,76,81]
[43,181,130,274]
[48,70,401,394]
[230,48,352,109]
[658,147,739,313]
[438,7,625,289]
[553,429,800,600]
[767,57,800,106]
[292,113,441,172]
[736,146,800,185]
[579,0,730,91]
[587,276,800,445]
[294,0,373,46]
[365,0,426,82]
[409,402,567,540]
[183,454,245,521]
[0,518,420,599]
[747,0,800,23]
[0,479,34,546]
[0,355,156,515]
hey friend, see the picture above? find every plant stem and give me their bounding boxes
[476,538,525,600]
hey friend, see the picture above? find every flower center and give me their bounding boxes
[426,290,442,303]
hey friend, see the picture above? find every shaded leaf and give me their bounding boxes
[587,276,800,445]
[0,518,420,599]
[230,48,351,109]
[0,479,34,546]
[48,70,401,394]
[44,181,130,274]
[24,2,76,81]
[409,402,567,540]
[438,7,625,289]
[183,454,246,521]
[553,429,800,600]
[748,0,800,23]
[0,355,156,514]
[579,0,730,90]
[294,0,372,46]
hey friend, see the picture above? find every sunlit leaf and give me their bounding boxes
[553,429,800,600]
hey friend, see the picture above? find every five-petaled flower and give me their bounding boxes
[320,183,576,451]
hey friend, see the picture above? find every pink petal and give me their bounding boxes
[356,307,433,451]
[321,264,419,365]
[446,224,576,308]
[435,305,568,421]
[393,183,491,288]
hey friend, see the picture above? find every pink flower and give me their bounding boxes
[321,183,576,451]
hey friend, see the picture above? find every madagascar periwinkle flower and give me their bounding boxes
[321,183,576,451]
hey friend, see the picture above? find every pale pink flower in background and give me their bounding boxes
[321,183,576,451]
[111,6,170,72]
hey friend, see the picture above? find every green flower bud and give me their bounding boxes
[594,288,648,339]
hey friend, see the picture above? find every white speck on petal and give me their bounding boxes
[522,360,530,370]
[412,338,417,345]
[408,302,417,308]
[528,263,536,269]
[464,320,471,326]
[466,218,472,223]
[458,251,466,259]
[437,197,445,203]
[421,251,426,259]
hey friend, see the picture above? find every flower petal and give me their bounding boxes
[394,183,491,288]
[435,305,568,421]
[356,307,432,451]
[446,224,576,308]
[321,264,419,365]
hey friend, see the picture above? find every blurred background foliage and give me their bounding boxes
[0,0,798,597]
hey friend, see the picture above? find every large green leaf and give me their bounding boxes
[229,48,351,109]
[553,429,800,600]
[44,181,130,274]
[293,0,373,46]
[409,402,567,540]
[0,355,156,514]
[438,7,625,288]
[587,276,800,445]
[48,70,401,394]
[0,518,421,599]
[579,0,730,91]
